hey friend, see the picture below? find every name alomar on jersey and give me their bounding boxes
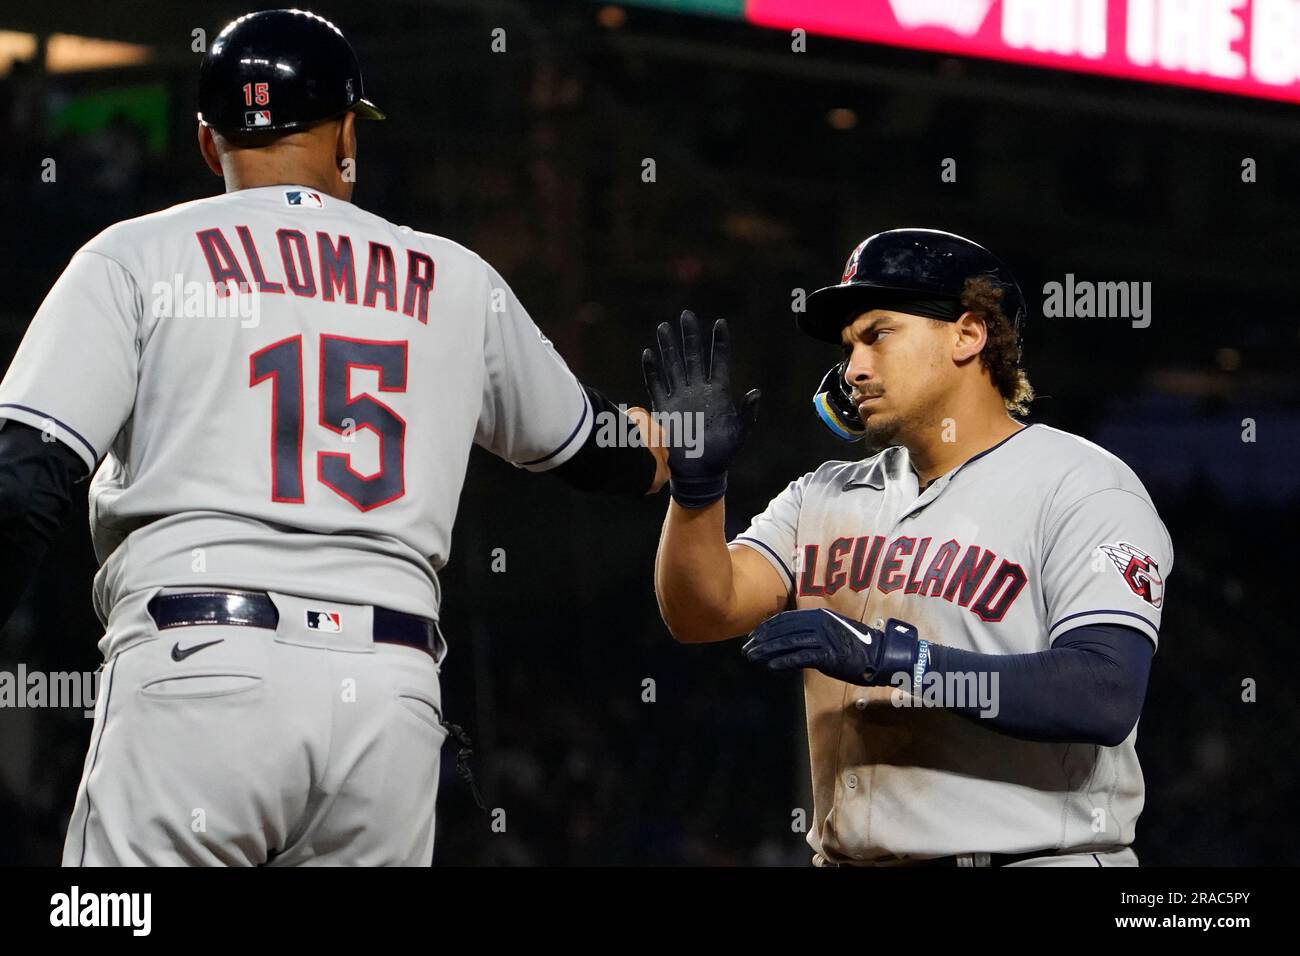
[796,534,1027,623]
[195,225,435,323]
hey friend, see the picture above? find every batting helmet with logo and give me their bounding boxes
[803,228,1027,441]
[197,8,385,136]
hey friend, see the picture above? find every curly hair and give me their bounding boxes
[959,275,1034,417]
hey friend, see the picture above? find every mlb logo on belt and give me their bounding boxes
[306,609,342,632]
[244,110,272,128]
[285,190,325,208]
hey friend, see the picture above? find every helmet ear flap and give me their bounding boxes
[812,361,865,442]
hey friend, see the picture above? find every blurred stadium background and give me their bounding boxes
[0,0,1296,865]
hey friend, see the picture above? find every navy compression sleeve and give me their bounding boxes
[0,419,85,630]
[923,623,1153,747]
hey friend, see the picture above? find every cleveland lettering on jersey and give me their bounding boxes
[196,225,435,324]
[796,534,1027,622]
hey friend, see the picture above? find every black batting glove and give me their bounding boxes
[641,310,760,509]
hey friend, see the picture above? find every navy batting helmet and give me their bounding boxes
[804,228,1027,441]
[800,228,1026,345]
[198,9,385,136]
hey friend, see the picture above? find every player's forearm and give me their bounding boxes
[0,421,84,632]
[642,311,763,643]
[922,625,1152,747]
[547,387,665,495]
[654,498,739,643]
[746,615,1152,747]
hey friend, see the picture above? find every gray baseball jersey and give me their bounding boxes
[0,185,592,656]
[733,423,1172,865]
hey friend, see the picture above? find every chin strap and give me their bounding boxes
[812,360,866,442]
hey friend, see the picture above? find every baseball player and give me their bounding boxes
[0,9,667,866]
[645,229,1172,866]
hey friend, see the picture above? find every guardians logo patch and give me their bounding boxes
[1098,541,1163,608]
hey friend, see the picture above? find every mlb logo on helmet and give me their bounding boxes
[306,609,343,632]
[244,110,272,128]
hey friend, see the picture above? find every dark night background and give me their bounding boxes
[0,0,1295,865]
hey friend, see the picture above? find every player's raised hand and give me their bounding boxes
[641,310,760,508]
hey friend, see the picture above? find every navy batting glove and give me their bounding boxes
[641,310,760,509]
[743,609,923,687]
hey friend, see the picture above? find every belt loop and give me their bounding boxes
[973,852,992,867]
[432,620,449,666]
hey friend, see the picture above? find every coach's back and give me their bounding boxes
[0,186,590,648]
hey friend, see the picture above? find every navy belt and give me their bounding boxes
[146,590,438,658]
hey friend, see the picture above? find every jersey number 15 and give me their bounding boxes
[250,334,407,511]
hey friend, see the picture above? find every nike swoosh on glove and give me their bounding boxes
[742,608,921,687]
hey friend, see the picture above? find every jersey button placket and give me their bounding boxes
[840,467,913,838]
[833,466,907,840]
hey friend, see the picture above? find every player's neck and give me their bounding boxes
[221,164,348,201]
[905,407,1025,487]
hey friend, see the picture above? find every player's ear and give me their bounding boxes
[197,123,224,178]
[337,112,357,168]
[951,310,988,364]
